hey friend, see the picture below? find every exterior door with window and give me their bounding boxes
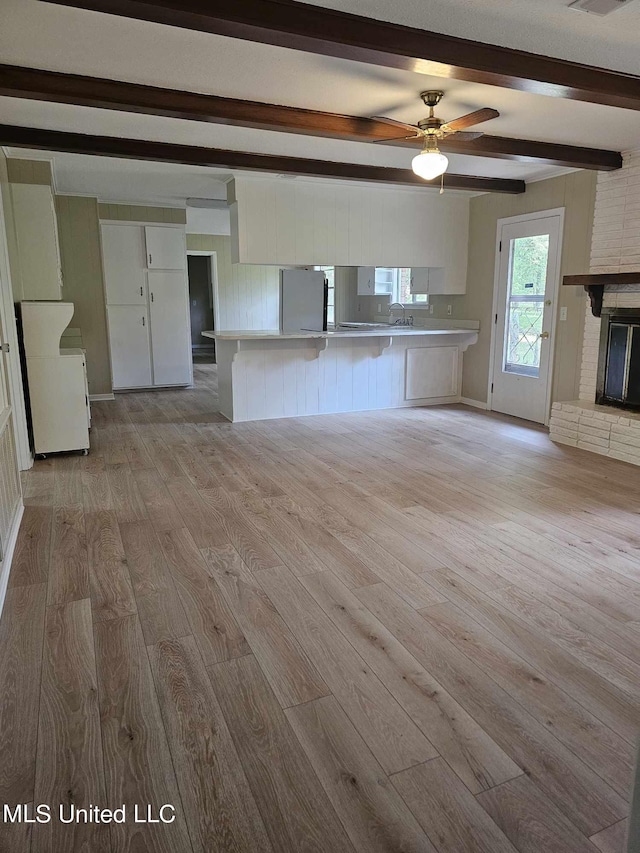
[491,211,563,424]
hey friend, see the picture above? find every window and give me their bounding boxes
[503,234,550,378]
[315,266,336,327]
[374,268,428,306]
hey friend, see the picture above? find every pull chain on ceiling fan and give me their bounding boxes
[373,91,500,183]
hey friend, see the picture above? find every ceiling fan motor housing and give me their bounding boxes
[420,90,445,108]
[417,116,444,135]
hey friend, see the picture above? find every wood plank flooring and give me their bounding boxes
[0,360,637,852]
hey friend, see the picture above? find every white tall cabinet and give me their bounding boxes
[101,222,192,390]
[10,183,63,301]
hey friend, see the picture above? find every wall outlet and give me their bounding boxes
[560,306,568,321]
[447,304,452,316]
[377,303,382,313]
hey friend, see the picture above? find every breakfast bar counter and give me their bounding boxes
[203,327,478,422]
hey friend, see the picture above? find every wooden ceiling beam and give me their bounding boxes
[0,124,525,193]
[0,65,622,171]
[40,0,640,112]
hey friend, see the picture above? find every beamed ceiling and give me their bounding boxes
[1,0,640,199]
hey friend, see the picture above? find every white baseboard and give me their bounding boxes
[459,397,488,410]
[89,393,115,402]
[0,501,25,622]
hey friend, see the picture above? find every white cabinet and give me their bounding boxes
[101,222,191,390]
[410,267,461,295]
[102,224,147,304]
[145,226,185,270]
[107,305,153,389]
[410,268,430,293]
[148,272,191,386]
[10,183,62,301]
[356,266,375,295]
[405,346,458,400]
[21,302,89,455]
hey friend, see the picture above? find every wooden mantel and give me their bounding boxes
[563,272,640,318]
[563,273,640,286]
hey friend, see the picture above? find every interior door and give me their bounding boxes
[101,224,146,304]
[491,212,563,424]
[148,272,192,386]
[107,305,152,389]
[145,226,185,270]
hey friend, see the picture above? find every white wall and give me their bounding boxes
[229,177,469,291]
[186,206,230,236]
[579,148,640,402]
[186,234,280,331]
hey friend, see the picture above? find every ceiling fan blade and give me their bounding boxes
[441,107,500,132]
[443,130,484,141]
[372,115,419,132]
[371,134,423,144]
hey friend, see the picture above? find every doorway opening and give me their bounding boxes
[187,254,216,364]
[489,208,564,425]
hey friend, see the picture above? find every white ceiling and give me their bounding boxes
[1,0,639,199]
[301,0,640,74]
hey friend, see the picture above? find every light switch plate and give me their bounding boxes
[560,307,568,321]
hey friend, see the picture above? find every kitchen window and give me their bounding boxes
[315,266,336,327]
[374,268,428,306]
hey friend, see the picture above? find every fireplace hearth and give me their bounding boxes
[596,308,640,410]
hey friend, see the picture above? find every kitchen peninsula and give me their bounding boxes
[203,326,478,422]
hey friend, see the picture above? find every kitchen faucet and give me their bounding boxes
[389,303,413,326]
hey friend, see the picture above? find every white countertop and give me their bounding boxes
[203,328,477,341]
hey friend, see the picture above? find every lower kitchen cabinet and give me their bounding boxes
[107,281,191,390]
[107,305,153,389]
[148,272,192,386]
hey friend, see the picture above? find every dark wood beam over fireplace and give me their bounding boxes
[40,0,640,112]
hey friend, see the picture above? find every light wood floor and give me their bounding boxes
[0,362,637,852]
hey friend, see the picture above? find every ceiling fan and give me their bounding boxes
[373,91,500,181]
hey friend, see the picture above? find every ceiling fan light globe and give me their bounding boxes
[411,150,449,180]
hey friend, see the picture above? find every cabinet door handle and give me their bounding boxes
[148,254,152,265]
[142,316,145,326]
[150,292,154,302]
[140,286,143,296]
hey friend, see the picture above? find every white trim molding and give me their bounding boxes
[0,501,24,621]
[460,397,488,410]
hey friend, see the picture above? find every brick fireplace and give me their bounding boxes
[550,148,640,465]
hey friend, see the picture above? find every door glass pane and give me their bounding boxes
[503,234,550,378]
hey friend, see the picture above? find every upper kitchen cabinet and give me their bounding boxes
[410,266,464,295]
[101,224,147,305]
[229,176,470,291]
[356,267,375,295]
[145,226,186,270]
[10,183,63,301]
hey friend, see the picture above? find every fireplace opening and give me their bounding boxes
[597,308,640,410]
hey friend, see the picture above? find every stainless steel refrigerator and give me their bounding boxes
[279,269,328,333]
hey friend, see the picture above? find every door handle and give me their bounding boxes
[538,331,550,339]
